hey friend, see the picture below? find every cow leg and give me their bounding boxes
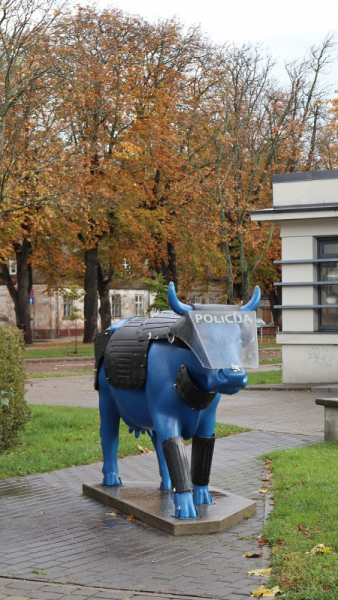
[150,431,172,490]
[98,362,122,487]
[192,396,220,505]
[161,435,198,519]
[191,434,215,505]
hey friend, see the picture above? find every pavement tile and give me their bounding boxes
[1,384,325,600]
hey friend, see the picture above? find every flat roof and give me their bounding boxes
[273,170,338,183]
[249,203,338,216]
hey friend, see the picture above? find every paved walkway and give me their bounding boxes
[0,375,330,600]
[24,375,330,438]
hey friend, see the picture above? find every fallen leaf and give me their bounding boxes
[251,585,280,597]
[244,552,263,558]
[106,510,117,516]
[297,524,303,531]
[257,538,269,547]
[137,445,152,454]
[259,488,269,494]
[307,544,331,554]
[127,515,135,521]
[249,568,272,576]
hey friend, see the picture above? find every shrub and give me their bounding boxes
[0,327,30,452]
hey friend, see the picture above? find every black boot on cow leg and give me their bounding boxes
[162,436,198,519]
[191,434,216,505]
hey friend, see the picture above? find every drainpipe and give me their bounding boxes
[56,290,60,337]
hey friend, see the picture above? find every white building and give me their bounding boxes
[251,170,338,384]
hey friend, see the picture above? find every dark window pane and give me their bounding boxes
[318,239,338,330]
[111,295,120,317]
[322,242,338,256]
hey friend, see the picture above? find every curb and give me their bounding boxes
[246,384,312,391]
[246,383,338,392]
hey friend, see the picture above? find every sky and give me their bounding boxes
[94,0,338,93]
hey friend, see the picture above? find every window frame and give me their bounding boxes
[63,298,73,319]
[135,294,143,317]
[111,294,121,318]
[8,260,17,275]
[318,237,338,331]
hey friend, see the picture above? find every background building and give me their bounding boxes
[251,169,338,384]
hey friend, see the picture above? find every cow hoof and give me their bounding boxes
[174,491,199,519]
[193,484,213,506]
[102,474,122,486]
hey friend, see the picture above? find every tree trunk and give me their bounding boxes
[220,207,234,304]
[98,262,114,331]
[0,240,34,344]
[16,239,33,344]
[268,288,282,329]
[83,245,98,343]
[158,241,178,289]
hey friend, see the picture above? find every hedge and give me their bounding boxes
[0,327,30,452]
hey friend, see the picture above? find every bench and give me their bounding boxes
[315,398,338,441]
[260,326,278,335]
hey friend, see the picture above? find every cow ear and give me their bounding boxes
[168,282,193,315]
[240,286,261,312]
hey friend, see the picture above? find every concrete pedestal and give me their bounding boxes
[83,482,256,536]
[316,398,338,441]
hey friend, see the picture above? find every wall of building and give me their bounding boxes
[0,283,156,339]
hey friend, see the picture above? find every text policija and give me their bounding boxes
[193,313,254,324]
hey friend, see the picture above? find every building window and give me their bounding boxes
[111,295,121,317]
[135,295,143,316]
[9,260,17,275]
[193,296,202,304]
[210,297,217,304]
[63,298,73,318]
[318,237,338,330]
[122,258,130,272]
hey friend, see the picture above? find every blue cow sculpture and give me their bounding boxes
[95,283,260,519]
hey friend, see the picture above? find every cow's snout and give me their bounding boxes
[216,367,248,394]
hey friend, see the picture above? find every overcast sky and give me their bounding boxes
[93,0,338,93]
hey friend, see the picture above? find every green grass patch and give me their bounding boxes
[261,443,338,599]
[0,405,249,479]
[247,370,282,385]
[260,359,282,365]
[27,370,93,379]
[259,340,281,349]
[25,346,94,359]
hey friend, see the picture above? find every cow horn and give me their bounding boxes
[168,282,193,315]
[240,286,261,312]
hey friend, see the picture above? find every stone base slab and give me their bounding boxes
[83,482,256,536]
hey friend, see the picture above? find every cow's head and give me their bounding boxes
[167,283,261,395]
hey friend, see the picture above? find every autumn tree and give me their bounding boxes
[181,38,335,306]
[53,7,157,340]
[0,0,66,219]
[0,0,73,341]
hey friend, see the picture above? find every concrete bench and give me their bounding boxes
[316,398,338,441]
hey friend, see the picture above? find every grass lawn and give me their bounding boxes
[260,359,282,365]
[26,369,284,384]
[261,443,338,599]
[247,370,282,385]
[27,370,93,379]
[25,346,94,359]
[258,339,281,349]
[0,405,250,479]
